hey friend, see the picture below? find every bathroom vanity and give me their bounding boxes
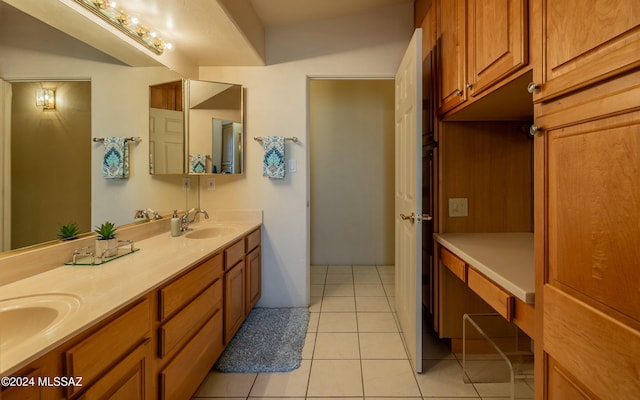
[0,214,261,400]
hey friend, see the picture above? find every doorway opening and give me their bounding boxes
[309,79,395,267]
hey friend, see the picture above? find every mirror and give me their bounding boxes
[149,80,244,175]
[0,2,194,254]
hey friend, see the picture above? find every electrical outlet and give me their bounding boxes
[448,198,468,217]
[182,177,190,190]
[207,178,216,191]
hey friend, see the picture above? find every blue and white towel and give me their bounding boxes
[262,136,285,179]
[103,137,129,179]
[190,154,207,174]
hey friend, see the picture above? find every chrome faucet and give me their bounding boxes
[180,208,209,231]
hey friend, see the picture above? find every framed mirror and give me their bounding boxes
[187,80,244,175]
[149,79,244,175]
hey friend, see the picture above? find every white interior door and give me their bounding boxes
[149,107,184,174]
[395,28,422,373]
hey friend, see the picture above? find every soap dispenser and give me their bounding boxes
[171,210,181,237]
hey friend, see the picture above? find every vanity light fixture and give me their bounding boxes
[73,0,173,54]
[35,89,55,110]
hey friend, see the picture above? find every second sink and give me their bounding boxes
[184,225,241,239]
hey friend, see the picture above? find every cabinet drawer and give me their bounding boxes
[245,228,261,252]
[467,268,514,320]
[440,247,467,282]
[159,253,222,321]
[225,239,244,270]
[65,299,150,396]
[158,279,223,359]
[160,310,223,400]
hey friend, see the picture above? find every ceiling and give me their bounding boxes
[1,0,412,74]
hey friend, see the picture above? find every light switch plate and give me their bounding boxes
[288,159,297,172]
[449,198,468,217]
[182,177,190,190]
[207,178,215,191]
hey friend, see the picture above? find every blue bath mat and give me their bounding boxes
[214,307,310,373]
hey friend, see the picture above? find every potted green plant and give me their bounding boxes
[95,221,118,257]
[58,223,80,241]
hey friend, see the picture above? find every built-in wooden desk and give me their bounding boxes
[434,232,535,338]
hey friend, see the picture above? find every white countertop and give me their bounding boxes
[0,217,261,375]
[433,232,534,304]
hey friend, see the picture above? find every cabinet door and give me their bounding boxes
[224,260,246,343]
[533,0,640,101]
[78,340,151,400]
[437,0,467,114]
[537,110,640,399]
[467,0,528,96]
[245,246,261,314]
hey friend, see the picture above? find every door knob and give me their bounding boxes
[400,212,415,222]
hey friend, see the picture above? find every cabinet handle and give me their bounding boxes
[527,82,541,93]
[466,83,473,90]
[529,124,542,136]
[455,89,463,96]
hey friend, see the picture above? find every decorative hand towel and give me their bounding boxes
[262,136,285,179]
[102,137,129,179]
[190,154,207,174]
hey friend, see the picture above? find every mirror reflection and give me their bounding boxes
[149,80,185,175]
[4,81,91,250]
[187,80,244,175]
[1,1,194,255]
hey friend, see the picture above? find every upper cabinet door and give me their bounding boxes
[533,0,640,102]
[467,0,528,97]
[437,0,467,114]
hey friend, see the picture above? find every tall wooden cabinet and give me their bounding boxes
[532,1,640,398]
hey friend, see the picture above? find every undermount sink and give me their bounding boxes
[0,293,81,351]
[184,224,241,239]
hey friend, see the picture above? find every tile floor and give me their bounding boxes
[193,264,534,399]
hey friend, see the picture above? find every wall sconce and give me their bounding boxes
[36,89,56,110]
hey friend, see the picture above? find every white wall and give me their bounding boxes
[198,3,413,307]
[0,8,193,233]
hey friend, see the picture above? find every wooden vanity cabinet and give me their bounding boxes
[65,298,152,399]
[223,236,246,344]
[437,0,529,115]
[245,228,261,314]
[2,226,262,400]
[156,253,224,400]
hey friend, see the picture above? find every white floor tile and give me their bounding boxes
[307,359,363,397]
[415,359,479,397]
[321,296,356,312]
[355,283,386,297]
[361,359,421,397]
[193,371,257,397]
[250,359,312,397]
[357,312,398,332]
[317,312,358,332]
[324,283,355,296]
[359,332,407,359]
[355,296,391,312]
[314,332,360,359]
